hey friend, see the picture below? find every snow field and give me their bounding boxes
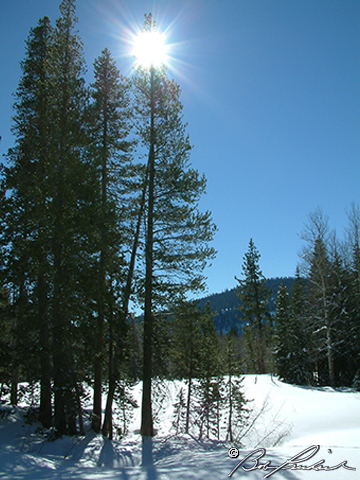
[0,374,359,479]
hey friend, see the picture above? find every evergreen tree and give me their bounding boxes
[327,236,355,385]
[235,239,272,374]
[345,203,360,382]
[170,301,210,434]
[151,313,172,378]
[194,375,222,440]
[192,302,221,440]
[300,209,336,387]
[274,283,292,380]
[87,47,132,433]
[132,15,216,439]
[0,286,12,397]
[296,205,360,388]
[111,379,138,439]
[289,270,313,384]
[170,301,221,437]
[48,0,91,435]
[274,280,311,385]
[221,331,248,443]
[2,16,54,425]
[172,387,187,435]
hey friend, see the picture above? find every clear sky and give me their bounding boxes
[1,0,359,297]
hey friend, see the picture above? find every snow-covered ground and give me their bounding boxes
[0,375,359,479]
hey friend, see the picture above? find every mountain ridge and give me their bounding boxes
[197,276,295,334]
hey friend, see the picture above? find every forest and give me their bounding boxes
[228,223,360,390]
[0,0,218,439]
[1,0,360,445]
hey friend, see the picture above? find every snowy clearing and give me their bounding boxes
[0,375,359,479]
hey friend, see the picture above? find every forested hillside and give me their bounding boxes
[197,277,295,333]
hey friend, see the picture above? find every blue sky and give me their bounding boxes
[1,0,359,297]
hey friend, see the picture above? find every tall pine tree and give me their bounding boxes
[300,209,336,387]
[274,280,312,385]
[345,203,360,383]
[236,239,272,374]
[48,0,90,435]
[87,47,132,434]
[3,16,54,426]
[132,14,216,440]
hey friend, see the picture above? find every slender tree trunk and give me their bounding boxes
[92,250,105,433]
[75,381,84,435]
[102,282,115,439]
[10,302,19,406]
[324,298,336,388]
[11,280,27,406]
[321,276,336,388]
[102,171,148,437]
[325,314,335,388]
[38,265,52,428]
[141,145,155,438]
[93,100,108,433]
[227,374,233,442]
[255,281,266,374]
[10,371,18,406]
[141,66,156,438]
[102,302,114,439]
[92,310,104,433]
[185,372,192,434]
[52,206,67,435]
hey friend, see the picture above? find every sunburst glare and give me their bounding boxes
[93,3,216,110]
[132,30,168,68]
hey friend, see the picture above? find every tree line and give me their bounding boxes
[233,208,360,390]
[0,1,217,439]
[274,206,360,389]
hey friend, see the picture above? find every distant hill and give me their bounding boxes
[197,277,295,334]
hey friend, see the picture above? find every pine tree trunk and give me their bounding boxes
[53,230,67,435]
[102,378,114,439]
[92,306,104,433]
[93,96,109,434]
[92,348,103,433]
[142,204,154,438]
[102,176,147,437]
[76,382,85,436]
[140,67,155,439]
[325,307,336,388]
[92,253,105,433]
[53,358,66,435]
[227,374,233,442]
[141,147,155,438]
[255,284,266,374]
[10,308,19,406]
[11,280,28,406]
[38,268,52,428]
[185,373,192,434]
[321,274,336,388]
[102,303,114,439]
[10,371,18,406]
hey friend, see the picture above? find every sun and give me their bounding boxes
[132,30,168,68]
